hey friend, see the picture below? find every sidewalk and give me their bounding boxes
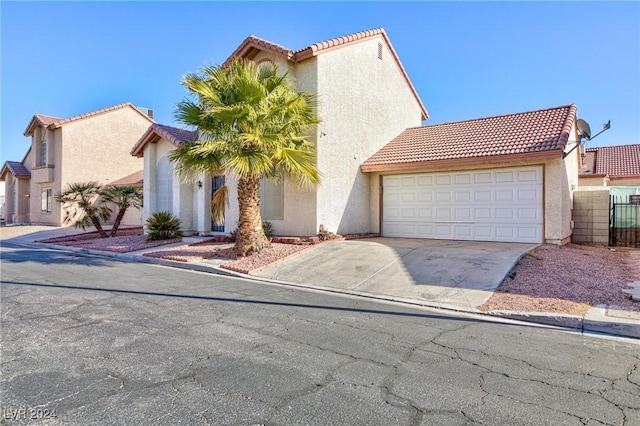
[2,226,639,340]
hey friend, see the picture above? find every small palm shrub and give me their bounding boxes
[146,211,183,241]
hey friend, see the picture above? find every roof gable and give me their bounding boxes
[131,123,198,157]
[24,102,154,136]
[226,28,428,120]
[362,104,577,172]
[583,144,640,177]
[0,161,31,180]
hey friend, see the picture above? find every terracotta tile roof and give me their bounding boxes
[362,104,577,172]
[110,170,143,186]
[24,102,154,136]
[0,161,31,179]
[131,123,198,157]
[584,144,640,177]
[225,28,428,120]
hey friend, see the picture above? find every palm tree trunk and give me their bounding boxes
[110,208,127,237]
[235,176,269,256]
[89,214,109,238]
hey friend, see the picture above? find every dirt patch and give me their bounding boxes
[479,244,639,316]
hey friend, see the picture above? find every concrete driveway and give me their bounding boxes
[255,238,539,309]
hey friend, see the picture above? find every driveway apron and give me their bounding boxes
[254,238,538,309]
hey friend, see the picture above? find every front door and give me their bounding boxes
[211,175,225,232]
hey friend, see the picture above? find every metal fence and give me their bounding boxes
[609,194,640,247]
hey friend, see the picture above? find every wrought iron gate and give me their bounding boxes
[609,194,640,247]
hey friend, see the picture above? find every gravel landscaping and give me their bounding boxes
[37,228,183,253]
[479,244,639,315]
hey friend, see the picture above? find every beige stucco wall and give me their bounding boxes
[572,189,610,245]
[29,127,63,225]
[28,106,149,226]
[579,175,608,187]
[243,39,424,237]
[142,137,203,235]
[314,37,424,236]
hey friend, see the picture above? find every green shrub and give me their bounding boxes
[146,211,183,241]
[262,221,274,239]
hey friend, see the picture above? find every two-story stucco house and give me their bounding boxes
[134,28,583,245]
[0,102,154,226]
[133,28,427,237]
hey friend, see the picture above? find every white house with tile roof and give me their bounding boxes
[134,28,427,237]
[137,28,586,244]
[0,102,153,226]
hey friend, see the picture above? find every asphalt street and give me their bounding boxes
[1,242,639,425]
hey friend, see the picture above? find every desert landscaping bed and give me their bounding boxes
[143,238,314,274]
[479,244,639,316]
[39,228,182,253]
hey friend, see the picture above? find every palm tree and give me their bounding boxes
[55,182,111,238]
[170,59,320,256]
[101,185,143,237]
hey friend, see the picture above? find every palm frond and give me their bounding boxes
[210,184,229,226]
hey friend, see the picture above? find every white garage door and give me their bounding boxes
[382,166,543,243]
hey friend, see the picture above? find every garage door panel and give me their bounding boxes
[474,191,492,202]
[474,173,492,184]
[382,166,543,243]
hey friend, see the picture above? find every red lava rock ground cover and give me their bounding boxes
[479,244,639,316]
[143,240,236,262]
[39,228,182,253]
[143,238,314,274]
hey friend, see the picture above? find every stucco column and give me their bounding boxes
[143,144,157,229]
[196,174,211,234]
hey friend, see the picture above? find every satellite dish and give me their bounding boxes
[577,119,592,141]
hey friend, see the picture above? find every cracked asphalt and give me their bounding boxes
[1,242,639,425]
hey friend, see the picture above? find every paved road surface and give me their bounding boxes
[1,242,639,425]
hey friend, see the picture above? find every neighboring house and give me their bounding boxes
[134,28,427,236]
[0,102,154,226]
[0,159,32,224]
[135,28,583,245]
[578,144,640,187]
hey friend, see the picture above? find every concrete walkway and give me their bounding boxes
[2,226,639,339]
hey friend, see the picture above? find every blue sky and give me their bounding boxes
[1,1,639,166]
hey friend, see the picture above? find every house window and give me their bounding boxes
[41,188,52,213]
[260,178,284,220]
[39,140,47,166]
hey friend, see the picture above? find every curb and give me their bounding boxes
[5,238,639,340]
